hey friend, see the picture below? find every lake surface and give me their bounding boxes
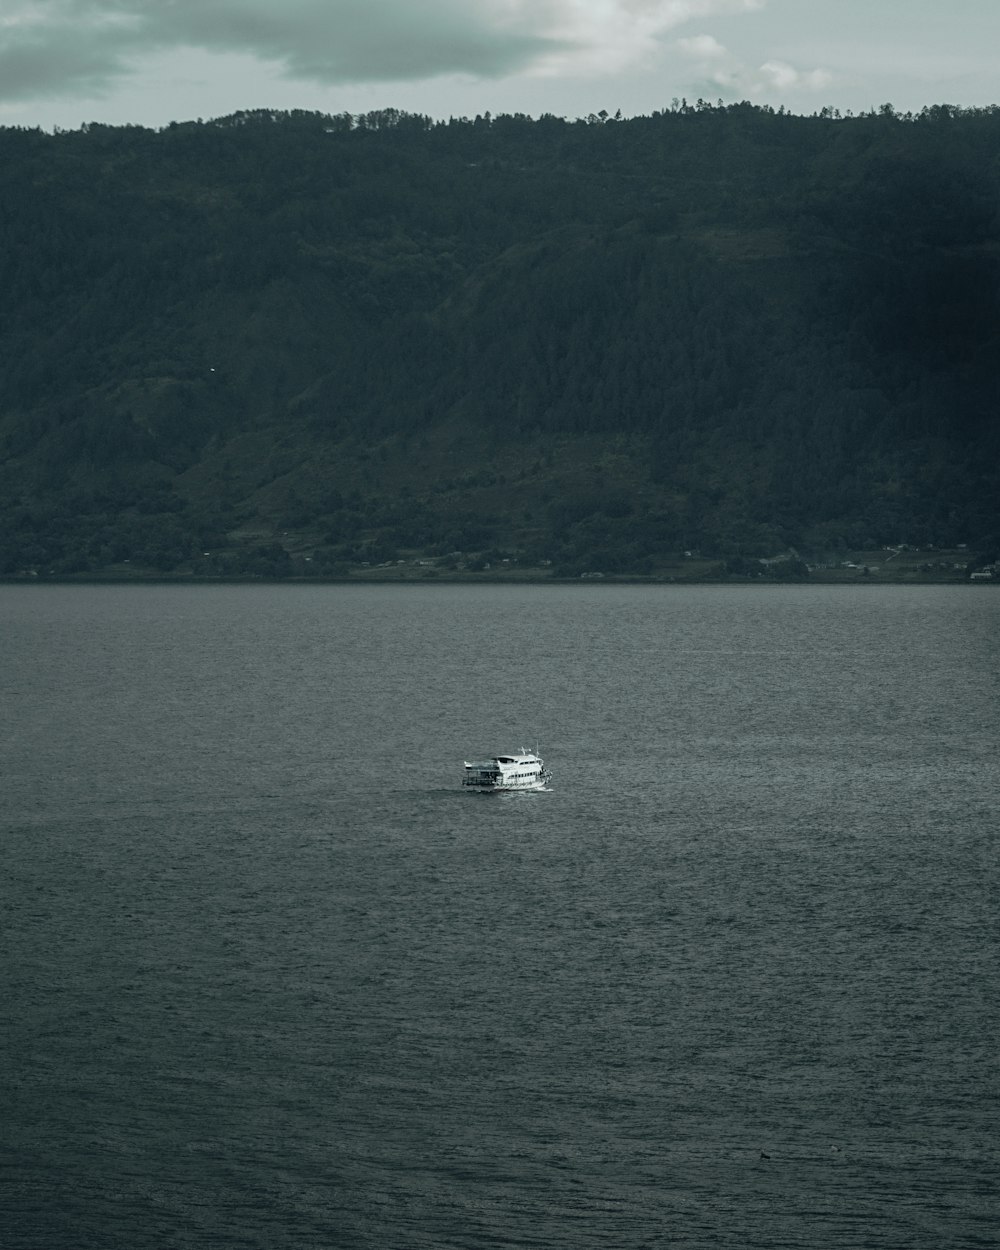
[2,583,998,1249]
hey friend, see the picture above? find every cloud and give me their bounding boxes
[675,28,831,97]
[758,60,832,91]
[516,0,766,78]
[0,0,766,103]
[676,34,728,60]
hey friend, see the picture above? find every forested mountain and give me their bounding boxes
[1,101,997,578]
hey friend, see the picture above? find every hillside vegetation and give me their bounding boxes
[1,102,998,579]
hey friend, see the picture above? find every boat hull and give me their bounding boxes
[463,778,549,793]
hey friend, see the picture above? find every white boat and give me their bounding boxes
[462,749,551,792]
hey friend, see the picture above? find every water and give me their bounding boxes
[2,584,998,1248]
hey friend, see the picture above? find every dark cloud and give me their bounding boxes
[149,0,559,81]
[0,0,569,103]
[0,12,134,100]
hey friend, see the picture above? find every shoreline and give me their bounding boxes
[2,571,993,588]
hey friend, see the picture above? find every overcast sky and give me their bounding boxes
[2,0,999,131]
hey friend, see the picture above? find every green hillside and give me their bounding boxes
[1,102,997,580]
